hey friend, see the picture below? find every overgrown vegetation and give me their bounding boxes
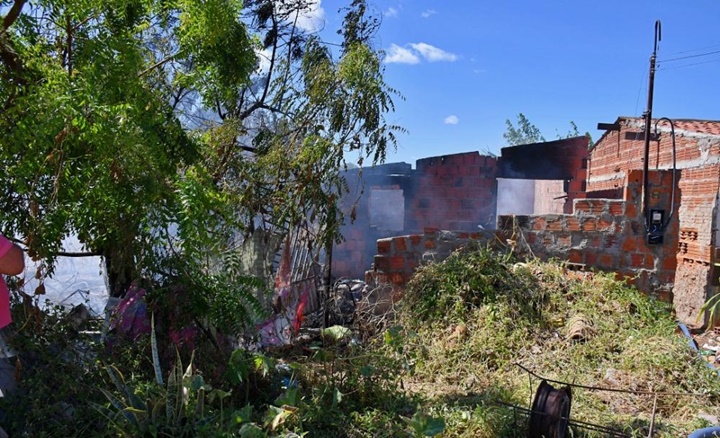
[395,244,720,437]
[1,2,717,435]
[1,245,718,436]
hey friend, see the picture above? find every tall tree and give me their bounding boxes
[0,0,401,308]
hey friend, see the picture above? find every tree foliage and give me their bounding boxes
[0,0,401,313]
[503,113,593,147]
[503,113,545,146]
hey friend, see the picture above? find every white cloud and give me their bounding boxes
[421,9,436,18]
[444,115,459,125]
[384,42,457,65]
[255,47,272,75]
[292,0,326,32]
[385,7,398,17]
[410,42,458,62]
[384,44,420,64]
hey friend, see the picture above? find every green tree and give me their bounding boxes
[503,113,545,146]
[0,0,400,314]
[0,0,255,297]
[504,113,593,147]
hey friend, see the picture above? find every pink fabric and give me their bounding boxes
[0,235,13,329]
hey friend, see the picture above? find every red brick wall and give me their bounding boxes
[590,117,720,324]
[500,136,589,213]
[366,228,501,291]
[332,153,498,280]
[498,169,679,305]
[411,153,498,231]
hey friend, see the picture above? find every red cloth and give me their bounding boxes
[0,235,14,329]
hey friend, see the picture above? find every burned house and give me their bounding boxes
[331,136,589,289]
[332,117,720,326]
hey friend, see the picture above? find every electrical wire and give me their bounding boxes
[660,42,720,57]
[633,68,647,117]
[657,56,720,71]
[657,49,720,63]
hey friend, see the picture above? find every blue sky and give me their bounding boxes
[315,0,720,166]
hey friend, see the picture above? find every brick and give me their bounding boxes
[644,254,655,269]
[566,217,581,232]
[630,253,646,268]
[597,218,613,231]
[656,290,673,303]
[621,237,637,252]
[556,234,571,247]
[598,253,615,268]
[424,227,439,235]
[581,219,597,231]
[389,256,405,270]
[389,273,405,285]
[374,256,390,271]
[532,218,546,231]
[568,249,583,263]
[410,234,422,246]
[585,251,597,265]
[609,202,624,216]
[604,235,618,248]
[546,219,563,232]
[574,200,591,213]
[377,239,391,254]
[662,256,677,271]
[393,237,407,252]
[424,239,436,249]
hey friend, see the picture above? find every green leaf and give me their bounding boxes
[322,325,352,341]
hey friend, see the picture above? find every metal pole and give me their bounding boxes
[642,20,661,231]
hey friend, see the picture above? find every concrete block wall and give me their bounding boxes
[498,169,680,304]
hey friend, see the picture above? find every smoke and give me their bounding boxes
[496,179,567,217]
[496,179,536,216]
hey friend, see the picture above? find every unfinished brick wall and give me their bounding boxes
[334,139,593,281]
[673,166,720,322]
[410,153,498,231]
[332,153,498,280]
[333,163,415,280]
[366,228,501,290]
[498,169,679,303]
[500,136,589,213]
[590,117,720,324]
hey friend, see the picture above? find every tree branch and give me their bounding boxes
[7,238,101,258]
[2,0,26,31]
[138,53,178,78]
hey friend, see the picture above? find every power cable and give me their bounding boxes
[658,49,720,63]
[660,42,720,57]
[633,67,647,117]
[657,56,720,71]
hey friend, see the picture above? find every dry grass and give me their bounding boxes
[389,246,720,437]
